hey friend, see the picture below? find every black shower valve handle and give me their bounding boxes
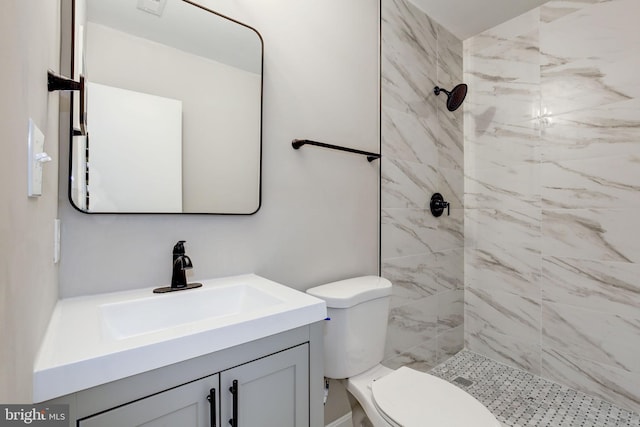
[439,200,450,216]
[430,193,450,217]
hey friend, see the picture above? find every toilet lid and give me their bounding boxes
[371,367,500,427]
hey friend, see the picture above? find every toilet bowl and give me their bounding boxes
[307,276,500,427]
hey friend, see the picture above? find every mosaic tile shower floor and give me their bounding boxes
[428,350,640,427]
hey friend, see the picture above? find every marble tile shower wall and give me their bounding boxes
[380,0,464,371]
[463,0,640,413]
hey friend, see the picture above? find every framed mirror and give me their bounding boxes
[69,0,263,214]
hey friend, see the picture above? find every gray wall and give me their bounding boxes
[380,0,464,371]
[464,0,640,413]
[0,0,61,402]
[58,0,380,297]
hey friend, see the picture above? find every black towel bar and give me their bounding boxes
[292,139,380,162]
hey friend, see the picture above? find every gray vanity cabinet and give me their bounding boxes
[220,344,309,427]
[43,324,323,427]
[78,374,220,427]
[77,344,308,427]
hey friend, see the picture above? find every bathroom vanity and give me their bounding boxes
[35,275,326,427]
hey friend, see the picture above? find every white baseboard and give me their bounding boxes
[326,412,352,427]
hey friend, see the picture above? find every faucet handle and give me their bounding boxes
[173,240,187,255]
[179,255,193,270]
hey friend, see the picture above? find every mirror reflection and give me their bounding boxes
[70,0,263,214]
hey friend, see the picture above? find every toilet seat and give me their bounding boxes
[371,367,500,427]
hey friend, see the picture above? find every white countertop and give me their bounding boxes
[33,274,326,402]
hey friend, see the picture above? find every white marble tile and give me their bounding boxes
[436,23,463,87]
[439,166,464,209]
[381,207,463,258]
[463,0,640,412]
[382,54,433,118]
[382,0,465,371]
[437,289,464,333]
[542,348,640,413]
[542,209,640,262]
[464,69,540,134]
[542,302,640,373]
[433,207,464,251]
[465,325,542,375]
[465,121,540,171]
[540,98,640,162]
[541,0,640,115]
[463,8,539,55]
[382,0,437,116]
[540,0,605,24]
[437,104,464,172]
[384,295,439,360]
[382,0,438,62]
[382,107,439,163]
[436,324,464,363]
[385,275,432,310]
[463,10,540,128]
[541,154,640,209]
[382,208,435,258]
[465,30,540,86]
[466,248,542,300]
[436,32,464,175]
[465,208,541,251]
[382,337,438,373]
[465,208,541,298]
[465,287,541,342]
[464,80,541,127]
[382,249,463,308]
[542,256,640,318]
[464,164,541,210]
[381,157,438,209]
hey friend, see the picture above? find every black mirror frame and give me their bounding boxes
[66,0,264,215]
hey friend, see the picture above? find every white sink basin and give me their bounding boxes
[34,274,326,402]
[101,283,284,339]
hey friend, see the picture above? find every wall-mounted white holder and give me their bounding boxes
[28,119,52,197]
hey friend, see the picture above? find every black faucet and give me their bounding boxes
[153,241,202,293]
[171,240,192,288]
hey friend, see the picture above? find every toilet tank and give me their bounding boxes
[306,276,392,379]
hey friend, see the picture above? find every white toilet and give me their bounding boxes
[307,276,500,427]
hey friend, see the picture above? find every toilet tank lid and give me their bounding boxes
[306,276,392,308]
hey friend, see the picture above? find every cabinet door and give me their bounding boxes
[79,374,219,427]
[220,344,309,427]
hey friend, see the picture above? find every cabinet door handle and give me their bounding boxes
[228,380,238,427]
[207,388,217,427]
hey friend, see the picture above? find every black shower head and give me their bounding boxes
[434,83,467,111]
